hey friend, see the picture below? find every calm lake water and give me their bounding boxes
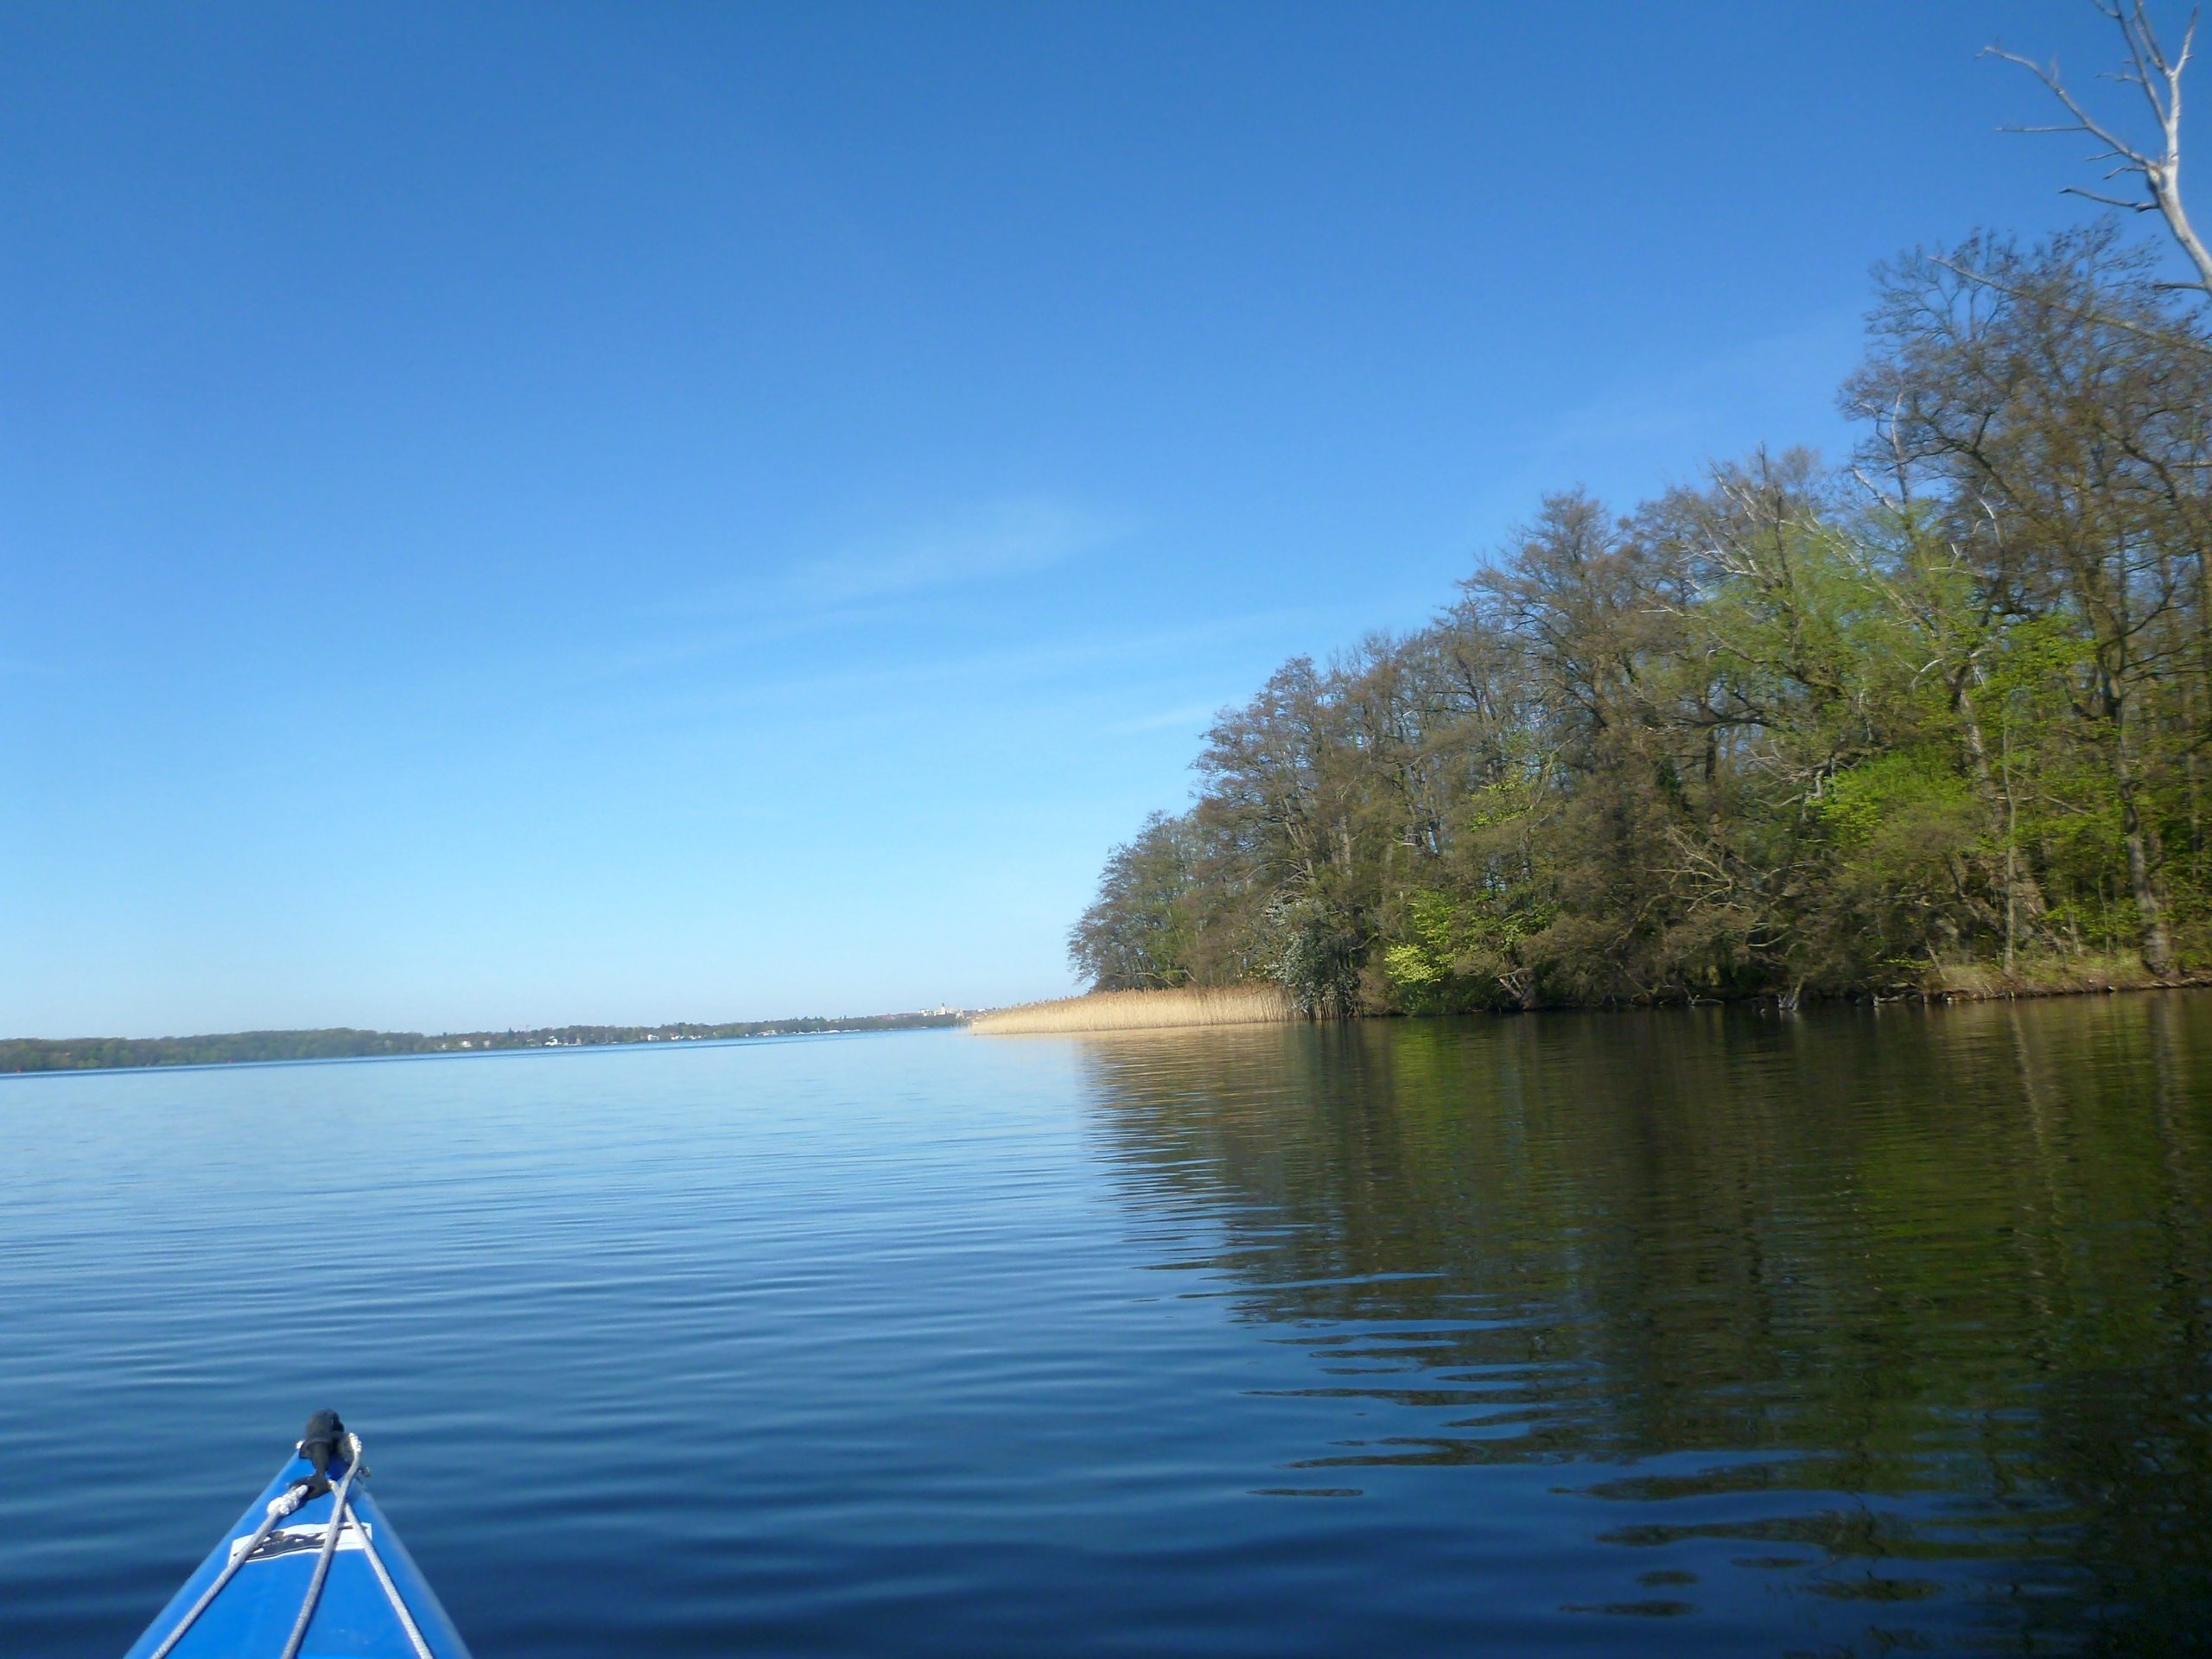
[6,998,2211,1656]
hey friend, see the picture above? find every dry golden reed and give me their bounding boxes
[969,983,1297,1034]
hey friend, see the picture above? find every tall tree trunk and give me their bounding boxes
[2124,806,2175,976]
[1957,673,2056,949]
[2108,684,2177,976]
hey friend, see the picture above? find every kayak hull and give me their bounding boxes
[124,1451,472,1659]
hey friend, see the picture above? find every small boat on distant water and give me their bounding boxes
[124,1412,472,1659]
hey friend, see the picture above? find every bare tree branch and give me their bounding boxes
[1988,3,2212,306]
[1926,251,2209,354]
[2065,184,2164,207]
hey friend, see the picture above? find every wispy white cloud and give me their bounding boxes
[1459,308,1867,550]
[1107,701,1227,736]
[1528,308,1862,468]
[570,609,1303,737]
[579,494,1128,683]
[788,496,1122,602]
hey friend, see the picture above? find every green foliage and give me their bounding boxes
[1816,751,1975,853]
[1382,889,1550,1012]
[1067,812,1205,991]
[1070,227,2212,1010]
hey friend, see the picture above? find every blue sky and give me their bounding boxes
[0,2,2143,1036]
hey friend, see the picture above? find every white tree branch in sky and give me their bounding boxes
[1988,2,2212,302]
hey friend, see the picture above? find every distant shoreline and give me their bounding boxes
[971,968,2212,1035]
[1,1012,968,1076]
[29,968,2203,1073]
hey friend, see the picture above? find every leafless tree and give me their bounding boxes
[1989,3,2212,305]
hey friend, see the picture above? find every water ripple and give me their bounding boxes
[5,1001,2211,1656]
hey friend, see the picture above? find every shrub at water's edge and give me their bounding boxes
[970,985,1296,1035]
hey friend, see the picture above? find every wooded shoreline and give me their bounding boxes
[1060,10,2212,1026]
[975,971,2212,1035]
[1068,239,2212,1016]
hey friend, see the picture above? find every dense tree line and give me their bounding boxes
[1073,17,2212,1013]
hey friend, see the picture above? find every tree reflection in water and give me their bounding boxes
[1074,995,2212,1654]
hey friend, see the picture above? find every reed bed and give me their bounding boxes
[969,983,1297,1034]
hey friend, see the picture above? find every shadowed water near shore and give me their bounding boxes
[4,998,2209,1656]
[1075,999,2212,1652]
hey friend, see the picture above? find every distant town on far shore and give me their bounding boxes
[1,1011,971,1075]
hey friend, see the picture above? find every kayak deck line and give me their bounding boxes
[124,1412,472,1659]
[276,1433,365,1659]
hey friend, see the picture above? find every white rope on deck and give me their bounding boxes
[144,1476,315,1659]
[276,1434,365,1659]
[359,1517,437,1659]
[147,1425,442,1659]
